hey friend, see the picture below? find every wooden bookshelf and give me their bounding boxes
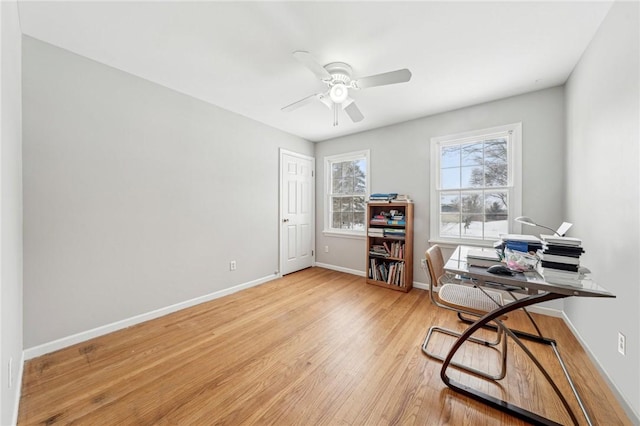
[366,201,413,292]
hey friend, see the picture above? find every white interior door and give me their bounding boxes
[280,150,314,275]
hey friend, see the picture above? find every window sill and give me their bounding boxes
[427,238,496,249]
[323,230,366,240]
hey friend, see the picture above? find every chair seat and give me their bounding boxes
[438,284,503,314]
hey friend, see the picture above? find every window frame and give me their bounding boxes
[323,150,371,238]
[429,123,522,247]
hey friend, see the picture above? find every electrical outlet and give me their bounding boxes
[324,246,329,253]
[230,261,237,271]
[8,358,12,389]
[421,259,427,268]
[618,332,626,355]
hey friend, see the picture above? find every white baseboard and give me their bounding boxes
[503,297,563,318]
[561,312,640,424]
[23,273,278,360]
[314,263,431,293]
[315,263,563,318]
[10,351,24,426]
[314,262,365,277]
[412,281,429,290]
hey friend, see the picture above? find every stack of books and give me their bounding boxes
[369,214,388,226]
[537,235,586,286]
[383,228,405,238]
[387,212,405,226]
[368,228,384,237]
[369,245,390,258]
[369,193,398,202]
[369,212,406,226]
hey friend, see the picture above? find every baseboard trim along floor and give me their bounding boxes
[23,273,278,360]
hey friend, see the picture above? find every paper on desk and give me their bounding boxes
[556,222,573,236]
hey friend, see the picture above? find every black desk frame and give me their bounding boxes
[436,246,615,426]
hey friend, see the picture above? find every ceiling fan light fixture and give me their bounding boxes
[329,84,349,104]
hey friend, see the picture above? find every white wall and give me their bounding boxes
[1,1,24,424]
[565,1,639,420]
[315,87,565,304]
[22,36,313,349]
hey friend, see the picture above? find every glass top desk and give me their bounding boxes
[440,246,615,426]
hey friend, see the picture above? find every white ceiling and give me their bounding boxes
[18,1,613,142]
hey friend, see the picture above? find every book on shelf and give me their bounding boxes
[382,242,392,254]
[368,257,406,286]
[369,245,389,257]
[385,241,404,259]
[368,228,384,237]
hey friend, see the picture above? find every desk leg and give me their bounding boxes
[440,292,582,426]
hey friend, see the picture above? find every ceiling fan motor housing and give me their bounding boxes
[324,62,353,85]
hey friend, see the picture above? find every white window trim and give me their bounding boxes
[429,123,522,247]
[323,149,370,238]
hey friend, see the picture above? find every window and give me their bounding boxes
[324,150,370,236]
[430,123,522,245]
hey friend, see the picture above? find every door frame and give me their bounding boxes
[279,148,316,276]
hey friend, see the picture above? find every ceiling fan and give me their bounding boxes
[282,51,412,127]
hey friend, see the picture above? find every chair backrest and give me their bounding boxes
[425,245,446,288]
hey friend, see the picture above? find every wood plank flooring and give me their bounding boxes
[18,267,631,425]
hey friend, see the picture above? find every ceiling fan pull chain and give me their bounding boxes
[333,103,338,127]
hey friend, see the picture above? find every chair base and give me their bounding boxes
[421,324,507,381]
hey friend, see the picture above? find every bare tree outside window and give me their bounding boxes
[327,155,367,231]
[438,138,509,240]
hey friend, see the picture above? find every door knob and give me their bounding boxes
[283,218,289,222]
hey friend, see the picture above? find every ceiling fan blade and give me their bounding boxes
[343,100,364,123]
[293,51,332,81]
[318,93,333,109]
[354,69,412,89]
[281,93,321,112]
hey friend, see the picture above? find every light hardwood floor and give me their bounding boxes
[18,267,630,425]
